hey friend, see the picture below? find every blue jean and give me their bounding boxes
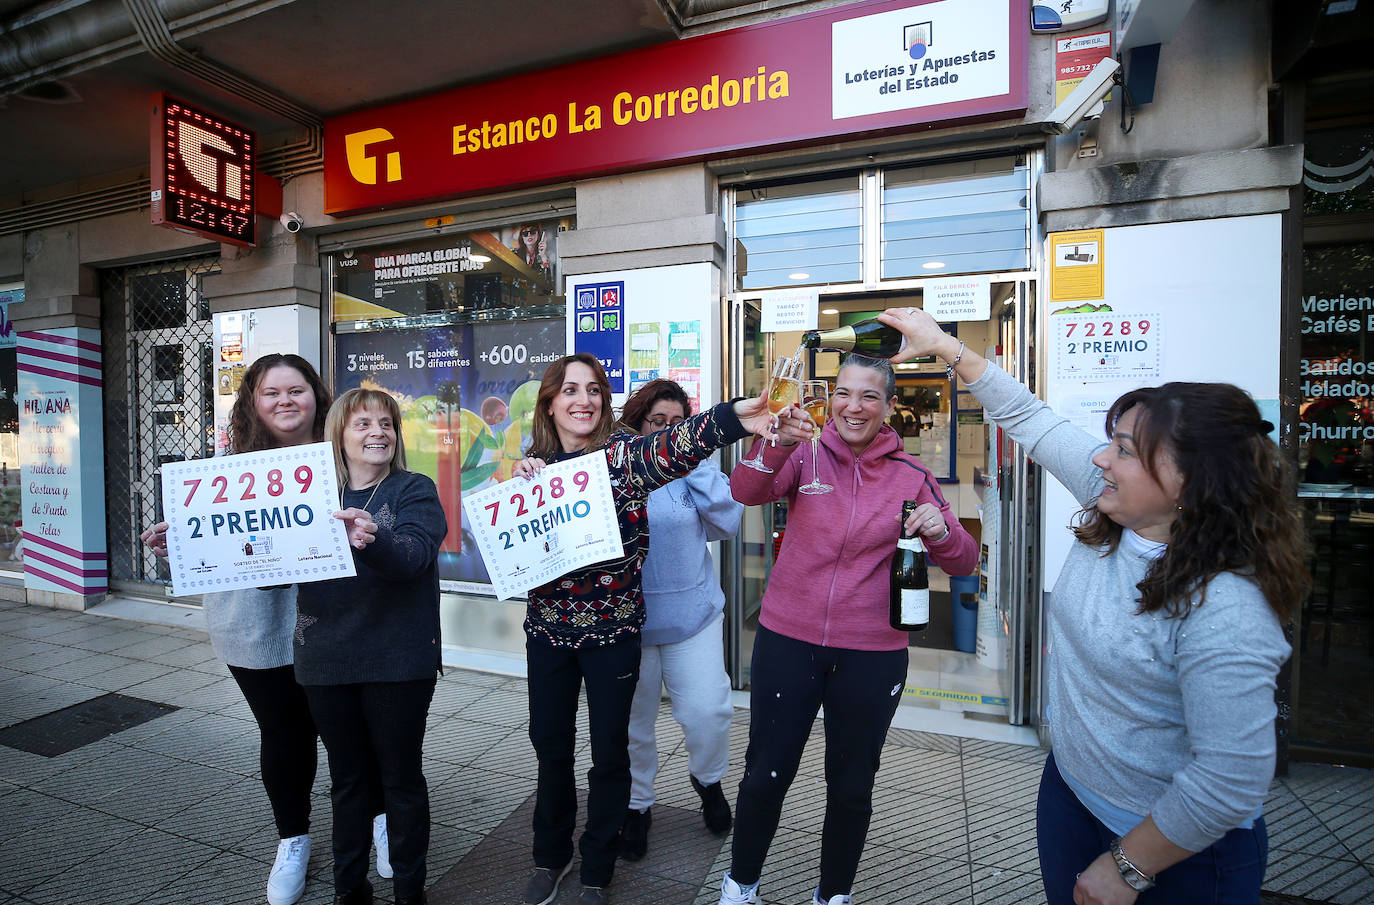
[1037,752,1269,905]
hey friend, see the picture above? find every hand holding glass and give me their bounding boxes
[740,356,801,473]
[798,380,833,494]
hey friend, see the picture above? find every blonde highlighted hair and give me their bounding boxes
[325,388,408,491]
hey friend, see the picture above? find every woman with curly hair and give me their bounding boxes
[141,355,389,905]
[880,306,1303,905]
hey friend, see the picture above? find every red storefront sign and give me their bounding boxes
[324,0,1027,215]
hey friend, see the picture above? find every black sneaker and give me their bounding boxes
[618,807,651,861]
[521,861,572,905]
[691,776,733,836]
[578,886,610,905]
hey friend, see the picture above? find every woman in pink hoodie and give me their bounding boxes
[717,354,978,905]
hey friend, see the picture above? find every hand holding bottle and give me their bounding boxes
[877,307,990,383]
[902,501,949,543]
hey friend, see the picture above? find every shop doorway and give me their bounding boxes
[722,279,1040,732]
[101,257,220,597]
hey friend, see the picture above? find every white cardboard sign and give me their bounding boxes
[462,454,622,601]
[161,442,356,596]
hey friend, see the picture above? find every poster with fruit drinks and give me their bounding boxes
[334,317,565,588]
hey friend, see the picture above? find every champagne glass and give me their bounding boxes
[798,380,833,495]
[740,355,801,473]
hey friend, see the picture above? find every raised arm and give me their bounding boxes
[878,307,1106,506]
[351,474,448,581]
[682,458,744,541]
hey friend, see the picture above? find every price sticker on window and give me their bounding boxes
[160,442,356,596]
[462,454,621,600]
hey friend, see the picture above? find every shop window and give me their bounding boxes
[882,158,1030,279]
[734,176,862,290]
[1303,125,1374,217]
[329,219,570,594]
[332,220,566,323]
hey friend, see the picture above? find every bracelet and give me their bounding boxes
[1108,837,1156,891]
[945,340,966,382]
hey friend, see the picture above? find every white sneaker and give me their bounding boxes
[719,872,761,905]
[813,893,853,905]
[266,834,310,905]
[373,813,393,879]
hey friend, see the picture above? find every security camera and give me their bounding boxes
[280,212,304,233]
[1044,56,1121,135]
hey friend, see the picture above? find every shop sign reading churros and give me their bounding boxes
[323,0,1025,214]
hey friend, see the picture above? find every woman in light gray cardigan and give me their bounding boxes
[617,379,743,862]
[880,307,1304,905]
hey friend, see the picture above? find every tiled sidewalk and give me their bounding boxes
[1,598,1372,905]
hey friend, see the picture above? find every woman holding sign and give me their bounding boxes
[295,388,447,905]
[141,354,390,905]
[511,354,808,905]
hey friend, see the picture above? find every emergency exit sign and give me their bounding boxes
[150,94,256,247]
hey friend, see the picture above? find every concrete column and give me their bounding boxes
[12,226,105,609]
[558,164,727,276]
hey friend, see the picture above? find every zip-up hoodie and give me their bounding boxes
[731,420,978,651]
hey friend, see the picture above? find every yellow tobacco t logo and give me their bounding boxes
[345,128,402,185]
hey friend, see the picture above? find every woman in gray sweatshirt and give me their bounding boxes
[879,307,1303,905]
[616,379,743,862]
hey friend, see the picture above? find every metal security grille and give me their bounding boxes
[102,257,219,591]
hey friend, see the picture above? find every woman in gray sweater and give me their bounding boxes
[880,307,1304,905]
[617,379,743,861]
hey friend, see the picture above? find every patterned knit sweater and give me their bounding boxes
[524,402,750,649]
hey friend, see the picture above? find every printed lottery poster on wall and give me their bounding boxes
[334,318,564,591]
[573,281,626,392]
[1049,229,1105,303]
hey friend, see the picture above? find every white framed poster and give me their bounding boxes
[161,441,356,596]
[462,455,621,601]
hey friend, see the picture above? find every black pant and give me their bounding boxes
[526,636,641,888]
[731,626,907,901]
[304,678,436,899]
[228,664,318,839]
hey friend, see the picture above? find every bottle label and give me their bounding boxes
[896,537,925,551]
[899,588,930,625]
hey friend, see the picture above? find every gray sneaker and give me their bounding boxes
[521,861,572,905]
[578,886,609,905]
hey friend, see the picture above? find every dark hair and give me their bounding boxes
[620,379,690,432]
[526,354,617,459]
[838,353,897,399]
[228,354,331,453]
[1074,382,1304,620]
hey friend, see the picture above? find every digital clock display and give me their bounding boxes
[150,94,256,247]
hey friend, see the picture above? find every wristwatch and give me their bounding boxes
[1109,837,1156,891]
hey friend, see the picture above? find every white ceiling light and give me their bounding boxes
[469,254,491,263]
[788,272,810,280]
[821,308,839,314]
[922,261,945,270]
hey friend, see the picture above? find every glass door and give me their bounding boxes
[722,295,773,687]
[720,280,1040,727]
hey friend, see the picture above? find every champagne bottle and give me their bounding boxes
[890,499,930,631]
[801,316,907,357]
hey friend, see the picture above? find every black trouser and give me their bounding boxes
[228,664,318,839]
[304,677,436,899]
[730,626,907,901]
[526,636,641,888]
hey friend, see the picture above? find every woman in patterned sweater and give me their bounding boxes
[512,353,809,905]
